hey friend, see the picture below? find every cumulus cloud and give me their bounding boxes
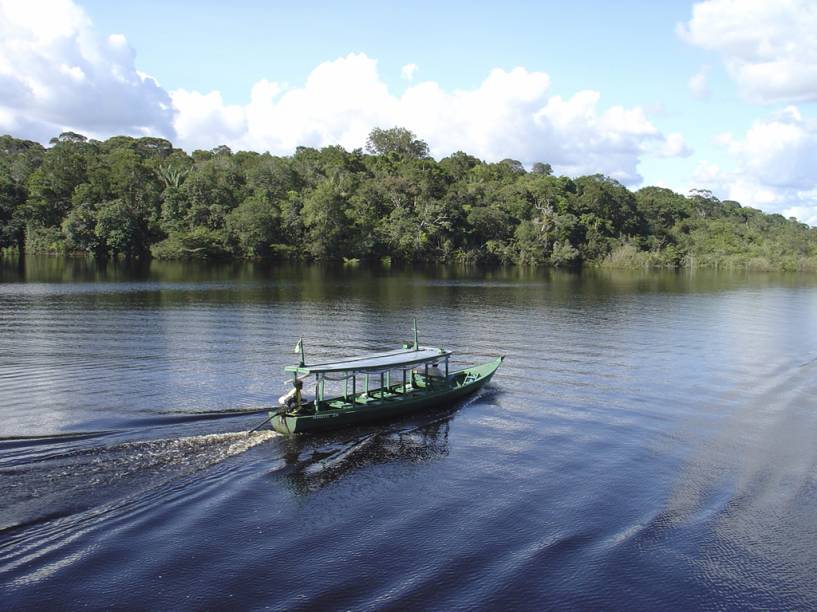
[691,107,817,224]
[0,0,687,186]
[689,65,711,99]
[172,89,245,149]
[659,132,693,158]
[783,204,817,226]
[172,53,686,184]
[679,0,817,103]
[400,63,418,81]
[0,0,174,140]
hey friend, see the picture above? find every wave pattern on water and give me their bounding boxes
[0,431,278,535]
[2,261,817,608]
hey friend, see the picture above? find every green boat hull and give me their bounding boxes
[270,356,503,434]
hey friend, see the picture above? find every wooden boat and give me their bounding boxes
[268,323,503,434]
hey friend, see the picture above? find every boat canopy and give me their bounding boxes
[286,346,451,375]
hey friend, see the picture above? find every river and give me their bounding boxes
[1,257,816,609]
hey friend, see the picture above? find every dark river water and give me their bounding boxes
[1,257,817,610]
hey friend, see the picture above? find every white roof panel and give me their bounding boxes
[287,346,450,374]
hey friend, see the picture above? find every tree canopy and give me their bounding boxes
[365,127,430,159]
[0,129,815,271]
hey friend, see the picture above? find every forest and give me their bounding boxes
[1,128,816,270]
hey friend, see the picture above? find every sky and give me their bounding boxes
[1,0,817,224]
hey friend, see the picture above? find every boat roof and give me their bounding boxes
[286,346,451,375]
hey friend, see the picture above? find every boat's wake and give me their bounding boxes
[0,407,273,445]
[113,406,271,428]
[0,430,278,536]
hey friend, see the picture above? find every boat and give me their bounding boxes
[267,322,503,434]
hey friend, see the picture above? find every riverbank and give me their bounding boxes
[4,247,817,273]
[2,132,816,271]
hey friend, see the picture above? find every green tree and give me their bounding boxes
[0,172,25,248]
[0,128,814,270]
[26,135,94,227]
[227,195,281,256]
[95,198,152,258]
[181,156,243,229]
[366,127,430,159]
[531,162,553,175]
[499,158,526,175]
[301,181,350,259]
[62,202,102,254]
[574,174,643,240]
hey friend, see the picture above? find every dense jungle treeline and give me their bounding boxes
[1,128,816,270]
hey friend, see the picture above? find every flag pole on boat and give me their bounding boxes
[295,337,305,366]
[249,336,304,433]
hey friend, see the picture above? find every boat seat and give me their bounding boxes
[464,373,479,384]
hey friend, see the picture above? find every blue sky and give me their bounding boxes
[80,1,695,101]
[78,1,748,153]
[2,0,817,223]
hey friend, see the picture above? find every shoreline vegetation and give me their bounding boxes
[1,128,816,271]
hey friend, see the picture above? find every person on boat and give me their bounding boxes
[278,377,312,411]
[412,362,445,387]
[428,362,445,380]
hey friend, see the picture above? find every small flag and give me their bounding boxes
[294,338,303,354]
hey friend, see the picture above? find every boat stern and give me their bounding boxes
[270,411,297,434]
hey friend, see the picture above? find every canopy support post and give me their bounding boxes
[402,369,406,393]
[352,373,356,405]
[294,371,302,410]
[380,372,384,398]
[320,376,325,404]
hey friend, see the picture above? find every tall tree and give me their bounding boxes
[365,127,430,159]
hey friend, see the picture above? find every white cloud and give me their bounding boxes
[690,107,817,224]
[688,65,710,99]
[171,89,245,150]
[400,63,418,81]
[172,54,685,185]
[783,205,817,226]
[0,0,174,140]
[679,0,817,103]
[0,0,686,187]
[659,132,692,158]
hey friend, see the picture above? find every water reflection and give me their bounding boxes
[3,255,817,297]
[3,255,817,608]
[277,415,452,494]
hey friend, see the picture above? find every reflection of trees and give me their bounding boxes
[278,415,452,494]
[4,258,810,308]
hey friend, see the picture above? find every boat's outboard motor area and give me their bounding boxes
[277,378,313,414]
